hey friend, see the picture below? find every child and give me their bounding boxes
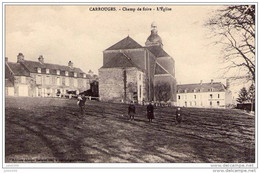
[176,107,182,124]
[128,101,136,121]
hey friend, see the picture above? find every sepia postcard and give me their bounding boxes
[2,1,257,173]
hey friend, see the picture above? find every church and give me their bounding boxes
[98,23,177,104]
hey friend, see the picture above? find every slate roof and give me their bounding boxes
[105,36,143,51]
[101,53,141,70]
[177,82,226,93]
[5,62,30,77]
[154,63,168,75]
[20,60,86,78]
[146,46,170,58]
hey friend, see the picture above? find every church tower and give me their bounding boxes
[145,22,163,48]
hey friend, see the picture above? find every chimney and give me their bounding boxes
[200,80,203,85]
[68,61,73,68]
[17,53,24,63]
[38,55,44,64]
[210,79,213,85]
[226,79,230,90]
[5,57,8,62]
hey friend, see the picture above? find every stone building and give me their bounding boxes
[176,79,232,108]
[99,23,177,103]
[5,53,91,97]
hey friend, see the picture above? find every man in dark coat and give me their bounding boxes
[128,101,136,121]
[176,107,182,124]
[147,102,155,122]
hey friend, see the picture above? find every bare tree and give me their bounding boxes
[206,5,255,83]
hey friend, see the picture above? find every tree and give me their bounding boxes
[154,82,171,102]
[206,5,255,83]
[236,87,249,103]
[248,83,255,103]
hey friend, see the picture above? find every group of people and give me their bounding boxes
[128,101,182,124]
[77,95,182,124]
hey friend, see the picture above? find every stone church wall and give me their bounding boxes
[99,67,141,103]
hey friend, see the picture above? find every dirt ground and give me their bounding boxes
[5,97,255,163]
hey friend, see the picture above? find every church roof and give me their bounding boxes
[105,36,143,50]
[154,63,168,75]
[177,82,226,93]
[101,53,141,70]
[146,46,170,58]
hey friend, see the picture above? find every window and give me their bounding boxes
[218,94,220,98]
[65,71,69,76]
[185,101,187,107]
[65,78,69,86]
[21,76,26,83]
[74,72,77,78]
[57,70,60,75]
[37,88,42,97]
[194,101,196,106]
[37,68,41,73]
[46,69,50,74]
[57,77,61,86]
[45,76,50,85]
[74,78,78,87]
[217,101,220,106]
[139,85,142,98]
[210,101,212,106]
[194,95,196,99]
[178,95,180,100]
[210,94,213,99]
[36,75,42,84]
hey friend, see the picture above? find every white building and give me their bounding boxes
[176,80,232,108]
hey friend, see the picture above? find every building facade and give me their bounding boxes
[176,80,232,108]
[5,53,91,97]
[99,23,177,103]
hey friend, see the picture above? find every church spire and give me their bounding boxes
[145,22,163,48]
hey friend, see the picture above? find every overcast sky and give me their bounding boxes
[6,5,231,86]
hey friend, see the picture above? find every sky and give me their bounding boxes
[5,5,238,88]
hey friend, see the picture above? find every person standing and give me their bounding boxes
[78,95,87,115]
[176,107,182,124]
[128,101,136,121]
[147,102,155,122]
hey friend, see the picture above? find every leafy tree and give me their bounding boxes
[206,5,255,83]
[154,82,171,102]
[236,87,249,103]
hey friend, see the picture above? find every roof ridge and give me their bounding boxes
[105,36,143,51]
[23,60,85,73]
